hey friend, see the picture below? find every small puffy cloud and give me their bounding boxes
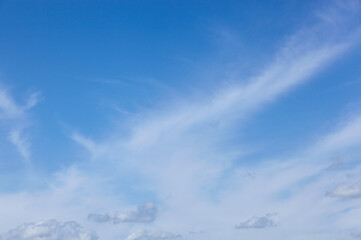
[327,182,361,199]
[114,202,157,223]
[124,230,181,240]
[88,202,157,224]
[235,213,277,229]
[0,219,98,240]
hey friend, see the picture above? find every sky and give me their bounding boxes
[1,0,361,239]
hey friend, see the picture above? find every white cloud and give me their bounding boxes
[327,182,361,199]
[125,22,358,150]
[73,0,361,162]
[0,86,39,120]
[0,88,22,119]
[24,92,40,110]
[71,133,106,160]
[1,2,361,240]
[235,213,277,229]
[7,128,31,160]
[62,3,361,240]
[0,83,39,160]
[88,202,157,224]
[124,230,181,240]
[312,114,361,155]
[0,219,98,240]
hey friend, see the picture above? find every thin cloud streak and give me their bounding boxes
[7,128,31,161]
[0,84,39,161]
[126,25,359,150]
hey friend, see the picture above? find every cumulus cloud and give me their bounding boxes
[327,182,361,198]
[235,213,277,229]
[0,219,98,240]
[124,230,181,240]
[88,202,157,224]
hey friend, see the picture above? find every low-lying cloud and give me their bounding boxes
[327,182,361,199]
[0,219,98,240]
[88,202,157,224]
[124,229,181,240]
[235,213,277,229]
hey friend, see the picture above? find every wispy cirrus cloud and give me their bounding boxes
[7,128,31,160]
[1,1,361,240]
[0,87,39,120]
[0,84,39,161]
[73,0,361,159]
[65,3,361,239]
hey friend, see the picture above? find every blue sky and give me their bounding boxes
[1,0,361,239]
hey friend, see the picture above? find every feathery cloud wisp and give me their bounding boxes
[0,84,39,160]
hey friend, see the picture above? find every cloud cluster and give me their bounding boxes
[69,2,361,239]
[235,213,277,229]
[124,230,181,240]
[327,182,361,199]
[0,219,98,240]
[88,202,157,224]
[1,1,361,240]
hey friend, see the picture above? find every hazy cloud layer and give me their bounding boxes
[124,230,181,240]
[0,219,98,240]
[235,213,277,229]
[88,202,157,224]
